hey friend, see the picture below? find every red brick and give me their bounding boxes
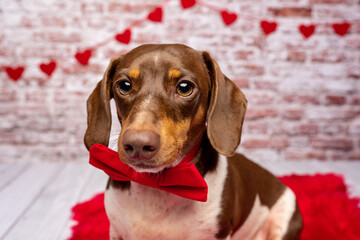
[345,37,360,50]
[20,117,54,132]
[287,51,306,63]
[242,65,265,76]
[0,132,21,144]
[25,91,48,103]
[350,96,360,105]
[0,89,17,102]
[0,32,4,44]
[311,137,353,151]
[20,46,72,58]
[33,31,82,43]
[234,50,255,61]
[325,95,346,105]
[234,79,250,89]
[242,138,270,149]
[41,16,67,27]
[311,51,346,63]
[314,8,352,19]
[242,137,289,149]
[306,151,327,161]
[308,109,358,121]
[268,7,312,17]
[322,123,348,135]
[0,47,16,57]
[81,2,104,13]
[53,91,68,103]
[248,92,274,105]
[283,150,306,161]
[331,152,360,161]
[284,150,328,161]
[309,0,353,4]
[108,2,127,12]
[108,2,155,13]
[282,95,320,105]
[281,109,304,120]
[270,137,289,149]
[291,123,319,135]
[347,65,360,79]
[253,80,278,91]
[354,19,360,34]
[15,105,50,118]
[245,108,278,120]
[245,122,268,134]
[20,16,35,28]
[60,63,104,74]
[244,35,265,48]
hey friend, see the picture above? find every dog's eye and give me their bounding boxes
[117,80,132,95]
[176,81,194,97]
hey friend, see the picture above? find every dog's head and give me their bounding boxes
[84,44,247,172]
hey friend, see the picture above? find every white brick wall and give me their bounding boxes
[0,0,359,162]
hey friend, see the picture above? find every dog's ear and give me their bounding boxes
[84,56,122,150]
[203,52,247,157]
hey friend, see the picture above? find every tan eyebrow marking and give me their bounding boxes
[129,68,140,79]
[168,69,182,79]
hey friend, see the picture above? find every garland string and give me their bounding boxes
[2,0,353,81]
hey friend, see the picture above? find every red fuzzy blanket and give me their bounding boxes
[68,174,360,240]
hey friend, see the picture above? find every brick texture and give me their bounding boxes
[0,0,359,162]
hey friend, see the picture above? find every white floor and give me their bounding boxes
[0,160,359,240]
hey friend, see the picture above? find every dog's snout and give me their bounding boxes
[122,130,160,160]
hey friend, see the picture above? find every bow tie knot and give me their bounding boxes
[89,143,208,202]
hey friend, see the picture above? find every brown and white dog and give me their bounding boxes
[84,44,302,240]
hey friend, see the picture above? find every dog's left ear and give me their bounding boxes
[203,52,247,157]
[84,56,122,150]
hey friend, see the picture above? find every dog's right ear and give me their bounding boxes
[203,52,247,157]
[84,56,122,150]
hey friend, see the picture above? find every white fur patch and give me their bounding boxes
[105,155,228,240]
[231,188,296,240]
[231,195,270,240]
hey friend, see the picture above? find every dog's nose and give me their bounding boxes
[122,130,160,160]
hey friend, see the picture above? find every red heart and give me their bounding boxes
[39,61,57,76]
[75,49,92,65]
[115,29,131,44]
[299,24,316,39]
[332,22,351,36]
[180,0,196,9]
[5,66,25,81]
[221,10,237,26]
[147,7,163,22]
[260,20,278,35]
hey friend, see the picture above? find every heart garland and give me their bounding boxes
[147,7,163,22]
[75,49,92,65]
[180,0,196,9]
[299,24,316,39]
[115,29,132,44]
[39,61,57,76]
[3,0,354,82]
[221,10,238,26]
[260,20,278,35]
[5,66,25,82]
[332,21,351,36]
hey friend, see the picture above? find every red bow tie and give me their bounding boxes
[89,143,208,202]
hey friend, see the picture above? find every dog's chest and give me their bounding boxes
[105,156,228,240]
